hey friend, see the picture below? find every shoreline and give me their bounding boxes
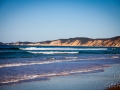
[0,67,107,87]
[0,64,120,90]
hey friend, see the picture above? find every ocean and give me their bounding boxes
[0,45,120,88]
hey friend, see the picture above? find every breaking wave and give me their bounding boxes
[0,59,80,68]
[0,56,118,68]
[1,46,120,55]
[20,47,107,50]
[28,51,79,54]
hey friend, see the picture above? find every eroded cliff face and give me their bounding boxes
[38,36,120,47]
[6,36,120,47]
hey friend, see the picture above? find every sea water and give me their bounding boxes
[0,45,120,87]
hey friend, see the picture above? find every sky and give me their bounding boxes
[0,0,120,43]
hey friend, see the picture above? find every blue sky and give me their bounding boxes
[0,0,120,43]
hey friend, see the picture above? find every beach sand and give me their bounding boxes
[0,64,120,90]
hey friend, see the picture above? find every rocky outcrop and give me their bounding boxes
[5,36,120,47]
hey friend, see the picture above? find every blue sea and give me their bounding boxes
[0,45,120,88]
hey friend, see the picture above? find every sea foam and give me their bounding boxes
[20,47,107,50]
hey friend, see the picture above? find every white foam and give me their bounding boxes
[0,61,56,68]
[65,57,78,59]
[28,51,79,54]
[0,60,75,68]
[20,47,107,50]
[111,56,119,59]
[0,57,111,68]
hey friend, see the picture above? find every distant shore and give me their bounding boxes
[1,36,120,47]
